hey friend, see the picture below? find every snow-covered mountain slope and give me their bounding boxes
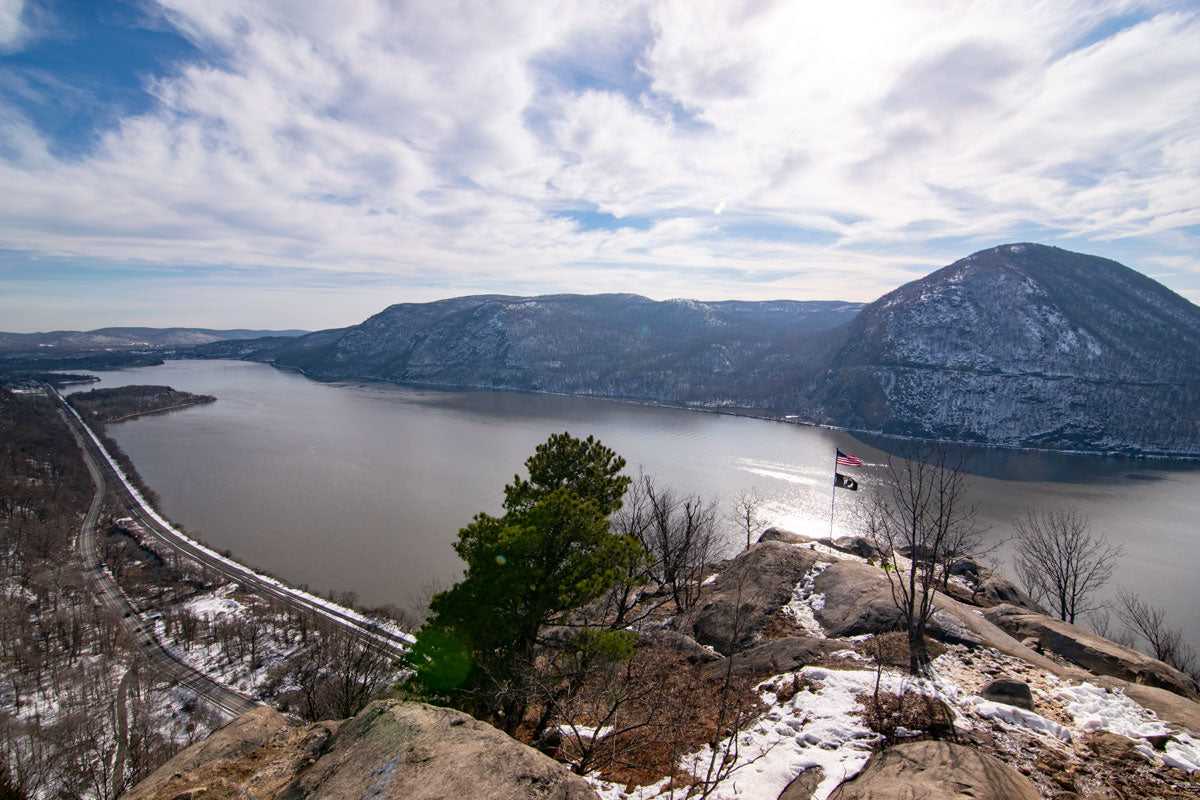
[806,244,1200,455]
[238,294,863,409]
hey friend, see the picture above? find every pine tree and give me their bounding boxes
[408,432,640,735]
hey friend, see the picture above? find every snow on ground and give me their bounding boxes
[781,563,829,639]
[1056,682,1200,773]
[588,641,1198,800]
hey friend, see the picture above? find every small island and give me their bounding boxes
[68,384,216,424]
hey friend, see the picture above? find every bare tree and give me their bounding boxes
[1115,589,1199,685]
[728,489,767,551]
[637,476,720,612]
[867,445,977,675]
[1011,508,1123,624]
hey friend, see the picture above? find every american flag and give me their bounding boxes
[836,449,863,468]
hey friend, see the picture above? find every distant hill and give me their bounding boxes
[805,243,1200,454]
[0,327,308,353]
[197,294,863,409]
[185,244,1200,456]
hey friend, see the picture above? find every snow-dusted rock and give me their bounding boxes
[984,606,1198,699]
[678,541,824,655]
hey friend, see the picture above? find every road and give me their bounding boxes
[56,389,413,663]
[64,401,262,721]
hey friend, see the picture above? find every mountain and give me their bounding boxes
[190,244,1200,456]
[0,326,308,352]
[212,294,863,409]
[805,243,1200,454]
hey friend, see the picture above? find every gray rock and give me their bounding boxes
[948,558,979,579]
[984,606,1199,699]
[828,741,1041,800]
[974,572,1045,613]
[759,528,817,545]
[704,637,849,679]
[811,561,905,637]
[833,536,883,560]
[124,706,298,799]
[640,629,723,664]
[281,700,598,800]
[679,541,823,655]
[778,765,824,800]
[980,678,1034,710]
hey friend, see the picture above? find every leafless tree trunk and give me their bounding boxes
[867,445,977,675]
[1115,589,1199,685]
[728,489,767,551]
[1011,508,1123,624]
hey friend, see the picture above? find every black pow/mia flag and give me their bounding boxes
[834,472,858,491]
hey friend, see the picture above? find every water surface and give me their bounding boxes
[74,360,1200,650]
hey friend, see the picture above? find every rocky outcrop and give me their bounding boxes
[984,605,1198,699]
[122,701,598,800]
[125,707,309,799]
[974,572,1045,613]
[678,541,824,655]
[827,741,1041,799]
[706,636,850,679]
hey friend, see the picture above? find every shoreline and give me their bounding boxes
[259,358,1200,463]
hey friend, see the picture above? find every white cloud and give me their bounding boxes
[0,0,26,53]
[0,0,1198,328]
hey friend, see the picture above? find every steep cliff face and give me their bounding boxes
[806,244,1200,454]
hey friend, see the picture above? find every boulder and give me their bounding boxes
[812,561,986,644]
[281,700,598,800]
[811,561,905,637]
[759,528,818,545]
[122,701,598,800]
[980,678,1034,710]
[827,741,1041,800]
[975,572,1045,613]
[777,765,824,800]
[833,536,884,560]
[678,541,823,655]
[984,606,1199,699]
[808,564,1071,679]
[124,706,299,799]
[704,636,849,679]
[948,558,979,580]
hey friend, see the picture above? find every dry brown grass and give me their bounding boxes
[853,631,946,668]
[543,644,766,789]
[855,689,957,746]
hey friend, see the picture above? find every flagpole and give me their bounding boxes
[829,449,837,538]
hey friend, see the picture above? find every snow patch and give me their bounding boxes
[782,563,830,638]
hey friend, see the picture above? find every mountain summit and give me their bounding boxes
[807,243,1200,453]
[201,243,1200,456]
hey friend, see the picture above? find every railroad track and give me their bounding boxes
[65,402,260,720]
[56,388,412,715]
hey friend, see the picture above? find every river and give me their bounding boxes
[70,359,1200,651]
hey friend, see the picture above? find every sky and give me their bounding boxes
[1,0,1199,332]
